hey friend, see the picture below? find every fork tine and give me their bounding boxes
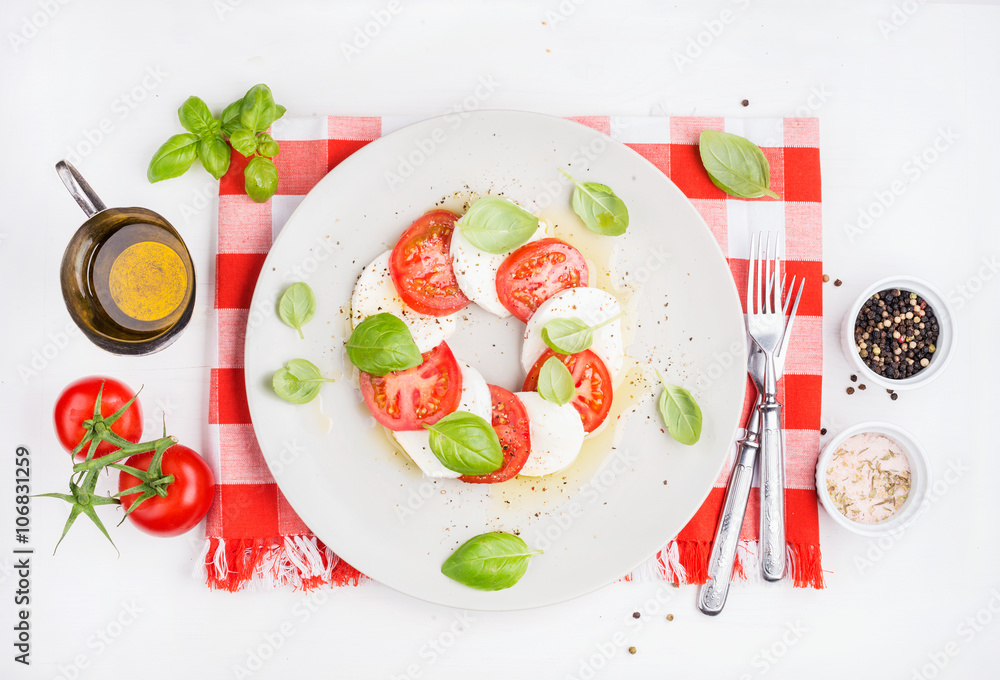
[777,278,805,358]
[788,277,805,323]
[757,233,766,316]
[762,233,771,315]
[773,234,782,314]
[747,233,757,315]
[782,275,795,316]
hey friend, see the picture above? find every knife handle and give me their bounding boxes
[698,410,760,616]
[759,401,786,582]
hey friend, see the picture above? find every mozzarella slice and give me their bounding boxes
[393,361,492,479]
[521,287,625,378]
[516,391,585,477]
[450,220,548,318]
[350,250,458,354]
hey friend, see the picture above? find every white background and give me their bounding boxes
[2,1,998,678]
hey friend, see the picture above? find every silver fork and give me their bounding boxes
[698,273,803,615]
[746,232,788,581]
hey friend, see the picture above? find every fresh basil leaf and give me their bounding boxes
[257,132,280,158]
[559,169,629,236]
[441,532,541,591]
[424,411,503,475]
[197,132,231,180]
[541,318,593,355]
[274,104,287,122]
[345,312,422,376]
[244,156,279,203]
[177,96,215,135]
[240,83,278,134]
[272,359,334,404]
[228,127,258,157]
[221,99,243,137]
[277,282,317,339]
[147,133,199,183]
[541,312,623,355]
[656,372,703,445]
[698,130,780,200]
[456,196,539,255]
[537,357,575,406]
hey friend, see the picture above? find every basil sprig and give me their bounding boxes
[441,532,542,591]
[656,371,703,446]
[537,357,574,406]
[148,84,285,202]
[424,411,503,476]
[277,282,317,339]
[272,359,335,404]
[698,130,780,200]
[559,169,629,236]
[456,196,539,254]
[541,312,622,355]
[345,313,422,376]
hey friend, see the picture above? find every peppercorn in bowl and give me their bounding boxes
[841,275,956,389]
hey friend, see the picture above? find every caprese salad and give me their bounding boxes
[345,182,633,483]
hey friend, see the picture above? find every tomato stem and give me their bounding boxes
[71,436,178,473]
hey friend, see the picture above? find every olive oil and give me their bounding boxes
[90,221,191,333]
[61,207,196,354]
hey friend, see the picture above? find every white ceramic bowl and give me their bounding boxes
[815,422,931,537]
[840,275,956,390]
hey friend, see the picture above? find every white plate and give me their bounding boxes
[244,111,747,610]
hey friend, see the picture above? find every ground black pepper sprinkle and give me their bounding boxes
[820,428,827,435]
[891,392,899,401]
[850,374,857,382]
[834,279,843,287]
[632,612,641,619]
[741,99,749,107]
[854,288,939,379]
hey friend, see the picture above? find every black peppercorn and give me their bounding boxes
[853,288,938,380]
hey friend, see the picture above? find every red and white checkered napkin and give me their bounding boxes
[203,115,824,591]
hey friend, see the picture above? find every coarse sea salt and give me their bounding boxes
[824,432,911,524]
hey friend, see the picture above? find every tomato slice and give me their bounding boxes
[523,349,613,434]
[496,238,589,322]
[460,385,531,484]
[389,210,470,317]
[360,342,463,431]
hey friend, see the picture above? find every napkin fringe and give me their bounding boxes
[786,541,825,589]
[626,539,823,589]
[203,536,365,591]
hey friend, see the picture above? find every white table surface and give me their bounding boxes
[2,1,998,678]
